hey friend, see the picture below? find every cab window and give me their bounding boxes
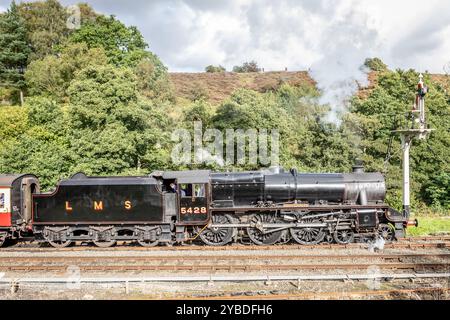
[179,184,205,197]
[193,184,205,197]
[0,193,4,209]
[179,184,191,197]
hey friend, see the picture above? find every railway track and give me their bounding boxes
[0,252,449,263]
[1,262,448,273]
[0,250,448,273]
[186,287,450,300]
[4,236,450,252]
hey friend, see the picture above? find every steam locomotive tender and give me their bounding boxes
[0,164,412,248]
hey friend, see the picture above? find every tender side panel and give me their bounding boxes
[33,183,163,224]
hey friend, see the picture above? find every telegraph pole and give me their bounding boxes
[394,74,433,219]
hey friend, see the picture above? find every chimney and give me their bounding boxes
[352,160,364,173]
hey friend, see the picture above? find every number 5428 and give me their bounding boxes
[180,207,207,214]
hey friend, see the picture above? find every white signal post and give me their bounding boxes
[394,74,433,219]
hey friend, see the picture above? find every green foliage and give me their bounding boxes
[187,82,209,102]
[424,172,450,210]
[69,15,148,67]
[0,100,70,189]
[232,60,261,73]
[77,3,98,23]
[25,43,108,100]
[214,89,282,129]
[134,54,174,102]
[17,0,69,61]
[66,64,173,175]
[183,100,215,128]
[364,57,388,72]
[205,65,226,73]
[0,106,28,144]
[350,69,450,209]
[212,89,293,170]
[0,1,30,93]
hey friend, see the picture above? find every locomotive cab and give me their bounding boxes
[152,170,211,225]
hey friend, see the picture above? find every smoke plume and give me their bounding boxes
[309,10,378,125]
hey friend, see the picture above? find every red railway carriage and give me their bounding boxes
[0,174,40,246]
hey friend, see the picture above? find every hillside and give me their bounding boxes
[169,71,315,104]
[169,71,449,104]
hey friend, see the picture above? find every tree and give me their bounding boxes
[0,1,31,105]
[25,42,108,100]
[134,54,174,102]
[232,60,261,73]
[77,3,98,23]
[364,57,388,72]
[350,69,450,209]
[0,97,70,189]
[17,0,69,61]
[69,15,148,67]
[66,64,173,175]
[424,172,450,210]
[205,65,226,73]
[183,100,215,128]
[213,89,292,169]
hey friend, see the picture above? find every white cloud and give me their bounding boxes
[0,5,5,13]
[2,0,449,73]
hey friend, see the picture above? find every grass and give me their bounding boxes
[406,216,450,236]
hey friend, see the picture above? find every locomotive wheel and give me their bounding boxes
[93,240,116,248]
[48,240,73,248]
[333,229,354,244]
[196,214,234,246]
[247,213,282,245]
[378,224,395,243]
[290,220,326,245]
[137,239,159,247]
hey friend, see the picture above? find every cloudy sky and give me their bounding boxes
[0,0,449,74]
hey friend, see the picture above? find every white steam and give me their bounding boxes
[309,10,378,125]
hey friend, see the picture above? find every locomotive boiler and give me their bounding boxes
[211,165,386,207]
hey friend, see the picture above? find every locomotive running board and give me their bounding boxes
[210,223,328,228]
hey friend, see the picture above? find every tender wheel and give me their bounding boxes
[0,232,8,247]
[48,240,73,248]
[137,239,159,247]
[196,214,235,246]
[4,239,18,247]
[290,219,326,245]
[333,229,354,244]
[247,213,282,245]
[93,240,116,248]
[378,223,395,243]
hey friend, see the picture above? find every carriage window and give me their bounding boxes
[0,193,4,209]
[193,184,205,197]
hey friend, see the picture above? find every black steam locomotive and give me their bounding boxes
[0,164,413,248]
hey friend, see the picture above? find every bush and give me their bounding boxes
[205,65,226,73]
[187,82,209,102]
[232,60,261,73]
[364,57,388,72]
